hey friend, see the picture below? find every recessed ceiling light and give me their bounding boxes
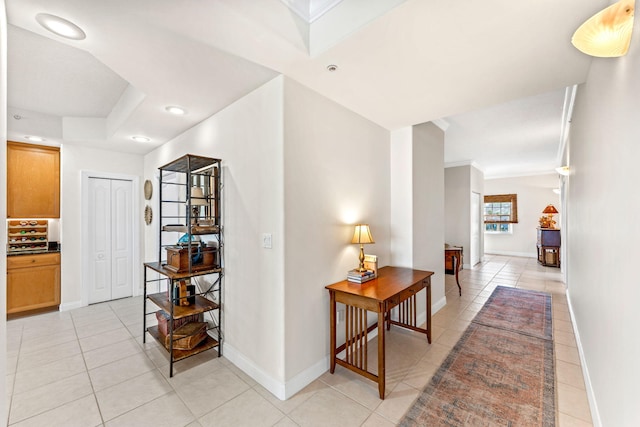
[25,136,45,142]
[131,136,151,143]
[326,64,338,72]
[35,13,86,40]
[165,106,187,115]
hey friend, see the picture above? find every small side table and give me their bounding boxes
[537,228,561,268]
[444,247,463,296]
[326,267,433,399]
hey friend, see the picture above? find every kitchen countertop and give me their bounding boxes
[7,248,61,256]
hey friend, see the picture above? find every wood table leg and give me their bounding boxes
[329,291,336,374]
[425,279,432,344]
[377,306,385,399]
[454,253,462,296]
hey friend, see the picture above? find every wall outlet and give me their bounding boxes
[262,233,272,249]
[337,309,345,324]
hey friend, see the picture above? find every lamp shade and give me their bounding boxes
[189,186,208,206]
[542,205,559,214]
[351,224,375,244]
[572,0,635,57]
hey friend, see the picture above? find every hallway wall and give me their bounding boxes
[566,45,640,426]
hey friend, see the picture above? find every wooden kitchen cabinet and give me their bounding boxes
[7,252,61,315]
[7,141,60,218]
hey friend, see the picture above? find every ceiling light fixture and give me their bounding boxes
[165,106,187,115]
[572,0,635,57]
[25,136,45,142]
[36,13,86,40]
[131,136,151,143]
[326,64,338,72]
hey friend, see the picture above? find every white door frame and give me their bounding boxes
[469,191,481,268]
[81,171,140,307]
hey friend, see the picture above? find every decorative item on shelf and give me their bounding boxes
[188,186,208,225]
[539,204,559,229]
[347,269,376,284]
[572,0,635,58]
[155,310,202,336]
[144,179,153,200]
[165,238,217,273]
[351,224,375,272]
[163,322,208,351]
[172,280,195,306]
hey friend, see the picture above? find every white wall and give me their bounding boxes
[60,144,144,308]
[484,173,560,257]
[390,127,413,267]
[444,166,470,250]
[144,77,287,396]
[142,76,396,400]
[411,123,445,308]
[566,46,640,425]
[391,123,446,313]
[282,78,391,388]
[1,1,8,423]
[444,164,485,267]
[470,165,484,264]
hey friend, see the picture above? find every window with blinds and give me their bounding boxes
[484,194,517,232]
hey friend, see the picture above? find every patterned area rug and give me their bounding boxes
[400,286,555,427]
[473,286,553,340]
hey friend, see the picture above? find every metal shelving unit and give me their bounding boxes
[143,154,223,377]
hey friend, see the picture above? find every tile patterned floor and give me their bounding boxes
[5,255,593,426]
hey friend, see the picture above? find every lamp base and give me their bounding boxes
[357,245,367,272]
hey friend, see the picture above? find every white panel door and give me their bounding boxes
[111,179,133,300]
[470,191,481,267]
[88,178,133,304]
[89,178,112,304]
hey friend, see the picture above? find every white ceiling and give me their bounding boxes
[5,0,608,176]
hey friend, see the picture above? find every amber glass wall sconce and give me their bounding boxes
[572,0,635,57]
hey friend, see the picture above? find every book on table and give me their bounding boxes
[347,275,375,284]
[347,269,375,283]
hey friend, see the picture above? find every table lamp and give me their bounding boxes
[188,187,209,224]
[351,224,375,272]
[541,204,559,229]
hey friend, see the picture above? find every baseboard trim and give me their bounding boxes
[222,343,288,401]
[432,295,447,314]
[484,250,536,258]
[59,301,83,312]
[566,289,602,427]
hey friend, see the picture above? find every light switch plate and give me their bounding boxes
[262,233,272,249]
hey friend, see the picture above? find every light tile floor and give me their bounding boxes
[6,255,593,426]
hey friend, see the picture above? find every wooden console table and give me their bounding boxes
[444,247,463,296]
[326,266,433,399]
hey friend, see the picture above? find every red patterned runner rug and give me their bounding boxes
[400,286,555,426]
